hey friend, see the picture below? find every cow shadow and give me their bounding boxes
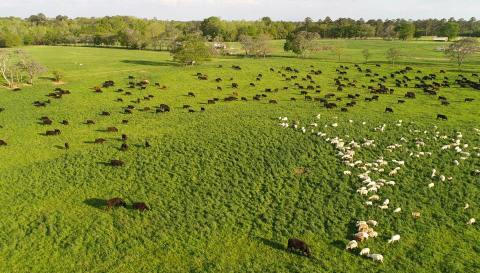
[255,237,286,252]
[83,198,107,210]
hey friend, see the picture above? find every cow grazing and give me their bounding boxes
[145,140,151,148]
[106,197,126,209]
[40,118,53,125]
[110,159,124,167]
[122,120,129,124]
[0,140,6,146]
[121,134,128,142]
[269,100,278,104]
[120,143,128,151]
[107,127,119,132]
[157,104,170,113]
[133,202,150,212]
[64,143,69,149]
[61,120,69,125]
[45,129,61,136]
[385,107,394,113]
[437,114,448,121]
[94,138,106,144]
[287,238,311,257]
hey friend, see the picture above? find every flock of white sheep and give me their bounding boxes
[278,115,479,263]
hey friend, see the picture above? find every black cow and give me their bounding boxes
[120,143,128,151]
[385,107,394,113]
[45,129,61,136]
[437,114,448,121]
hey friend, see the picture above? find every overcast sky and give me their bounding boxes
[0,0,478,21]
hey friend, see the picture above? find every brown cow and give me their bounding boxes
[106,197,127,209]
[132,202,150,212]
[287,238,311,257]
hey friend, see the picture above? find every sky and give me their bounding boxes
[0,0,478,21]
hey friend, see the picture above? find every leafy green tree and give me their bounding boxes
[445,38,479,67]
[200,17,225,40]
[0,32,23,48]
[27,13,48,25]
[439,22,460,41]
[284,31,322,58]
[396,22,416,40]
[171,34,211,64]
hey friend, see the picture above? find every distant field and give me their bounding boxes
[0,41,479,273]
[227,39,480,67]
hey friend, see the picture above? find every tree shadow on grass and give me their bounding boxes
[83,198,107,210]
[121,60,179,67]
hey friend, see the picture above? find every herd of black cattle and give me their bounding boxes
[0,63,479,150]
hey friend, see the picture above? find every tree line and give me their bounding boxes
[1,15,480,48]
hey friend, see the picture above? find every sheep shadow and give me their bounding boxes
[330,239,347,251]
[83,198,107,210]
[121,60,178,67]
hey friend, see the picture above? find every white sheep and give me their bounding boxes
[467,218,476,225]
[393,207,402,213]
[367,220,378,226]
[359,248,370,256]
[368,253,384,263]
[378,204,389,210]
[388,234,400,243]
[346,240,358,250]
[464,203,469,210]
[428,183,435,188]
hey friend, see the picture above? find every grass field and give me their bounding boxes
[0,40,479,273]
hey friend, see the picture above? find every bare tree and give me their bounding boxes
[362,48,371,63]
[238,34,255,56]
[255,34,272,58]
[386,48,402,66]
[333,45,345,62]
[17,50,47,85]
[0,49,47,88]
[445,38,479,68]
[0,50,13,87]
